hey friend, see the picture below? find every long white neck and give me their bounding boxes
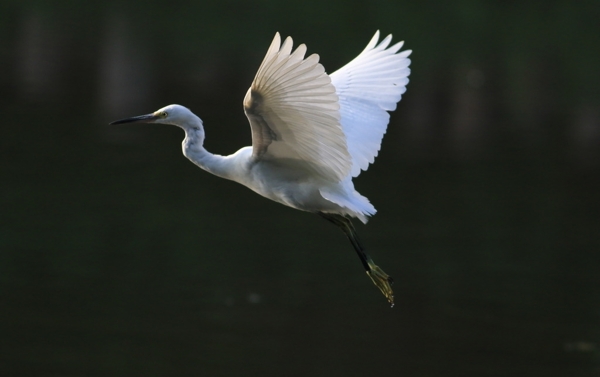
[180,117,235,180]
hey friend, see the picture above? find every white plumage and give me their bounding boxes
[242,31,411,223]
[244,33,350,183]
[331,31,412,177]
[110,31,411,306]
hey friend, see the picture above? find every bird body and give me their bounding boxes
[110,31,411,305]
[172,107,376,222]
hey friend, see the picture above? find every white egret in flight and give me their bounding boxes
[110,31,411,306]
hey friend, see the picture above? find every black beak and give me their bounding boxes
[109,114,160,125]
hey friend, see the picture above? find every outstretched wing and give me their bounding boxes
[244,33,351,183]
[330,31,412,177]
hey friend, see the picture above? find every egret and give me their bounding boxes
[110,31,411,306]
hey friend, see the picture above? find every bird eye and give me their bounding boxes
[161,111,168,118]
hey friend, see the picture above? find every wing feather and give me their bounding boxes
[244,33,351,182]
[330,31,412,177]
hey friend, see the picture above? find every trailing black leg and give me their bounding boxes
[319,212,394,307]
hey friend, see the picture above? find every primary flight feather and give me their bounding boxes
[110,31,412,306]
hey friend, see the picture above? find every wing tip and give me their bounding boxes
[272,32,281,47]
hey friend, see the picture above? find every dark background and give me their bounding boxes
[1,1,599,376]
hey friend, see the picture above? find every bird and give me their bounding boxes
[110,31,411,306]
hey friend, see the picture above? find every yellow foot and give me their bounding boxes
[366,263,394,307]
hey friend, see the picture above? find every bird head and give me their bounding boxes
[109,104,201,129]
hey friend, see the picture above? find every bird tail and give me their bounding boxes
[319,182,376,224]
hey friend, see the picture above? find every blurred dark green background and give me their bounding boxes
[1,1,599,376]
